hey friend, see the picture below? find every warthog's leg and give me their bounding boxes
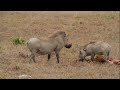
[29,50,36,63]
[55,51,60,63]
[91,53,95,61]
[56,53,59,63]
[79,58,84,62]
[29,54,35,63]
[32,55,36,63]
[48,54,51,61]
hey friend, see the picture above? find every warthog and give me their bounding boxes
[79,41,111,62]
[27,31,72,63]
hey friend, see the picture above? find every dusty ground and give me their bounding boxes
[0,11,119,79]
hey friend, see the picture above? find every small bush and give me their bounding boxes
[14,66,20,70]
[12,37,25,45]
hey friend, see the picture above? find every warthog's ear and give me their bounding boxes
[66,34,69,37]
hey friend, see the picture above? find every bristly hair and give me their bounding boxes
[48,31,66,38]
[80,41,96,50]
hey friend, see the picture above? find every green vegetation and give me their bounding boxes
[12,37,25,45]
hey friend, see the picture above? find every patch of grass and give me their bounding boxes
[12,37,25,45]
[14,65,20,70]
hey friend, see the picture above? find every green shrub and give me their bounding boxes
[12,37,25,45]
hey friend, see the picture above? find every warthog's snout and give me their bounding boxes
[65,44,72,48]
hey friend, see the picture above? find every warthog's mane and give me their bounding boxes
[48,31,66,38]
[37,31,66,43]
[81,41,96,50]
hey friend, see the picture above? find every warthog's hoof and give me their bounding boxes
[65,44,72,48]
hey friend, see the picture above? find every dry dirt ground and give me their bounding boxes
[0,11,119,79]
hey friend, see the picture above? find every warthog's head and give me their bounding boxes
[79,49,87,61]
[62,33,72,49]
[51,31,72,49]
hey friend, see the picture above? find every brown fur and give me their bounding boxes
[94,55,106,62]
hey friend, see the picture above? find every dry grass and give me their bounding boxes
[0,11,119,79]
